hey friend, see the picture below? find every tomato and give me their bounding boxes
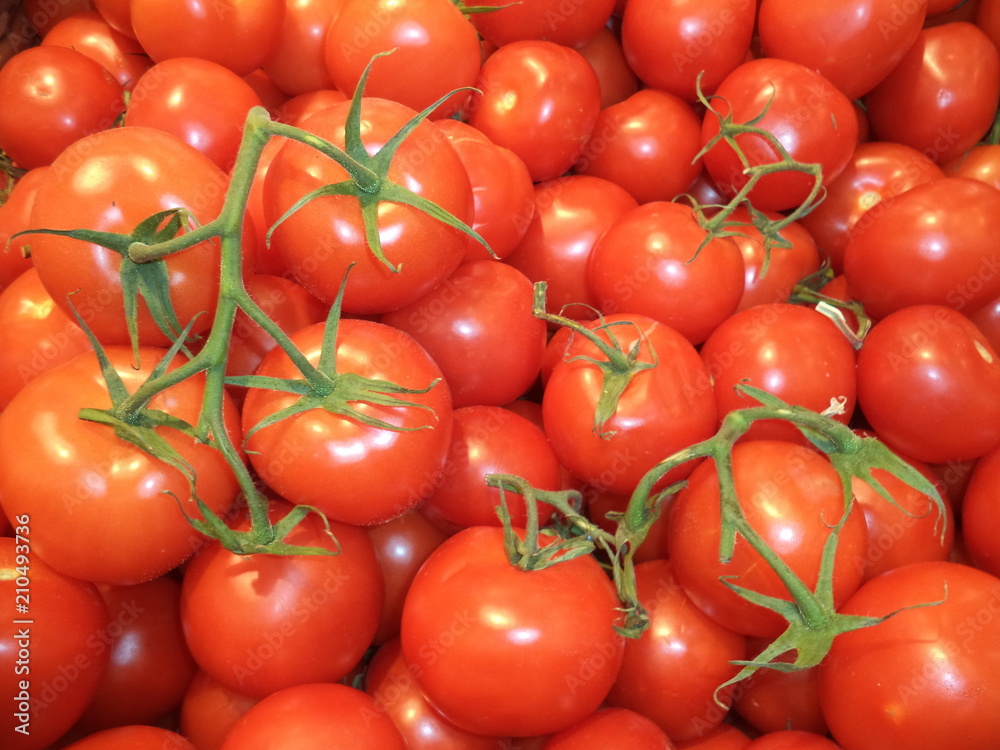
[700,58,859,212]
[273,89,349,127]
[41,11,152,92]
[130,0,284,76]
[665,440,870,638]
[542,313,718,495]
[733,640,827,735]
[587,201,745,345]
[264,98,474,314]
[574,88,704,204]
[181,500,383,699]
[73,576,197,732]
[468,40,602,182]
[465,0,615,48]
[503,175,639,320]
[945,142,1000,188]
[606,560,747,741]
[434,119,535,262]
[60,725,195,749]
[675,724,752,750]
[220,682,406,749]
[798,141,945,275]
[419,405,562,534]
[743,731,841,750]
[92,0,135,38]
[0,45,123,170]
[856,305,1000,463]
[959,446,1000,578]
[864,22,1000,164]
[324,0,481,120]
[29,126,235,347]
[699,303,858,444]
[970,294,1000,355]
[380,260,546,409]
[574,25,640,109]
[844,177,1000,320]
[124,57,263,172]
[0,346,241,584]
[819,561,1000,750]
[0,267,90,410]
[541,707,674,749]
[365,638,507,749]
[400,526,625,737]
[367,510,448,645]
[21,0,95,36]
[758,0,928,100]
[0,168,44,292]
[261,0,343,97]
[180,670,258,750]
[0,537,111,750]
[621,0,756,102]
[241,317,453,526]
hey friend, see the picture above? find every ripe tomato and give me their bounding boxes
[60,726,195,750]
[574,25,640,109]
[0,167,43,291]
[665,440,870,638]
[181,500,384,699]
[241,317,453,526]
[260,0,343,96]
[324,0,481,119]
[400,526,625,737]
[541,707,674,749]
[0,346,242,584]
[819,562,1000,750]
[41,11,152,92]
[179,670,258,750]
[856,305,1000,463]
[943,142,1000,189]
[465,0,615,48]
[701,58,859,212]
[468,40,601,182]
[958,446,1000,578]
[743,731,841,750]
[733,639,827,735]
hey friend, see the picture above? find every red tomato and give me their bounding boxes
[675,724,752,750]
[74,576,197,731]
[22,0,95,35]
[465,0,615,48]
[0,268,90,410]
[959,446,1000,578]
[943,142,1000,189]
[241,317,453,526]
[819,562,1000,750]
[181,501,384,699]
[855,305,1000,463]
[264,98,474,314]
[29,126,234,347]
[261,0,343,96]
[700,58,859,212]
[541,707,674,749]
[324,0,481,119]
[0,537,111,750]
[0,346,241,584]
[542,313,718,495]
[0,167,43,291]
[798,141,945,274]
[699,303,858,444]
[124,57,263,172]
[60,726,195,750]
[574,25,640,109]
[468,40,602,182]
[41,11,152,92]
[758,0,928,100]
[621,0,756,102]
[272,88,349,127]
[0,45,123,170]
[970,294,1000,355]
[864,22,1000,164]
[843,178,1000,319]
[606,560,747,741]
[587,201,745,345]
[666,440,870,638]
[380,260,546,409]
[733,640,827,735]
[130,0,284,76]
[400,526,625,737]
[743,731,841,750]
[503,175,639,321]
[180,671,258,750]
[91,0,135,38]
[574,88,704,204]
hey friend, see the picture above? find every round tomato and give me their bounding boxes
[542,707,674,749]
[179,670,258,750]
[959,446,1000,578]
[465,0,615,47]
[575,25,640,109]
[0,167,44,291]
[60,726,195,750]
[41,11,152,92]
[260,0,343,96]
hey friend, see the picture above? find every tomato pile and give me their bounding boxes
[2,0,1000,748]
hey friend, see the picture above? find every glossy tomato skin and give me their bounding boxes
[0,45,123,170]
[743,731,841,750]
[542,314,718,495]
[0,538,111,750]
[943,142,1000,189]
[733,640,828,736]
[220,682,406,750]
[181,501,384,700]
[758,0,928,100]
[958,447,1000,578]
[666,441,869,638]
[675,724,752,749]
[0,167,44,291]
[60,726,195,749]
[0,347,241,584]
[819,562,1000,750]
[587,201,745,345]
[575,25,640,109]
[865,22,1000,164]
[261,0,343,96]
[41,11,153,92]
[843,178,1000,320]
[468,40,601,182]
[621,0,756,102]
[29,126,233,347]
[701,58,859,212]
[856,305,1000,463]
[264,98,473,314]
[606,560,747,741]
[465,0,615,47]
[541,707,674,749]
[400,526,625,738]
[180,670,258,750]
